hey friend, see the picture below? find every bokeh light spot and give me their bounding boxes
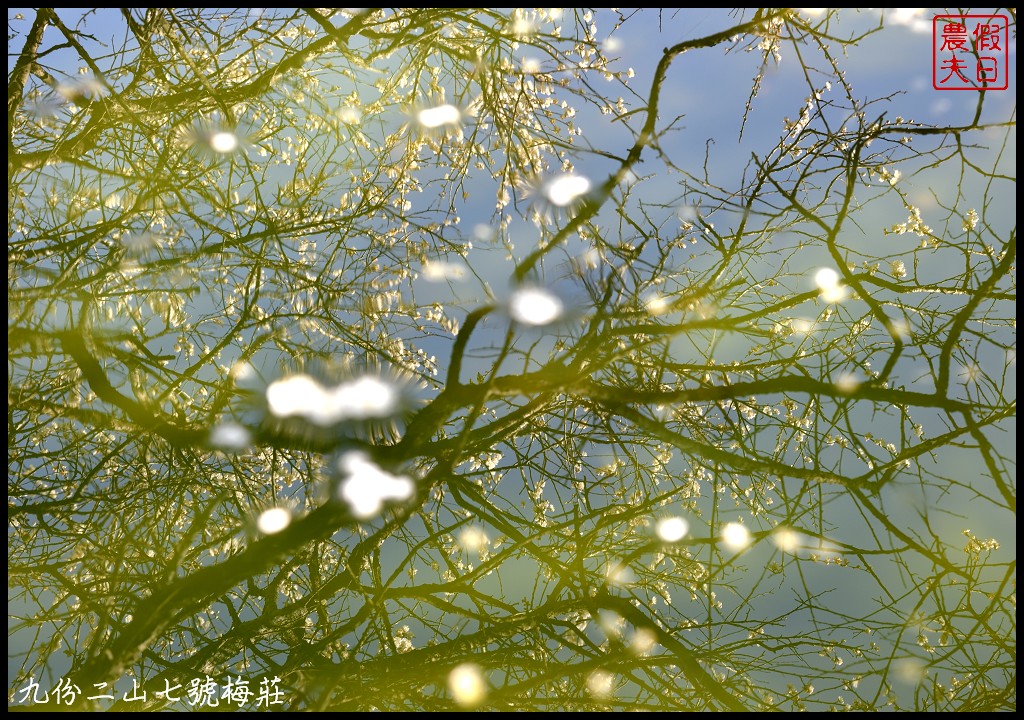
[417,104,461,129]
[630,627,658,655]
[655,516,689,543]
[256,507,291,535]
[773,527,800,553]
[814,267,848,303]
[544,174,591,207]
[587,670,614,699]
[210,422,251,451]
[422,260,467,281]
[509,287,563,326]
[814,267,840,290]
[721,522,752,551]
[338,106,362,125]
[448,663,487,707]
[834,373,861,394]
[337,451,414,519]
[209,131,238,153]
[266,373,400,426]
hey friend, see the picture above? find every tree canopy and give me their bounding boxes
[8,8,1016,712]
